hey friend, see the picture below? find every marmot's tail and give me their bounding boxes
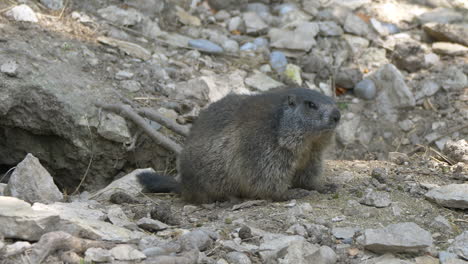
[137,171,181,194]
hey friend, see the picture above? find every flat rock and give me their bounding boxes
[445,139,468,163]
[85,247,113,263]
[332,227,358,240]
[448,231,468,259]
[245,71,284,91]
[425,184,468,209]
[432,42,468,56]
[6,4,38,23]
[1,61,18,77]
[107,205,137,230]
[423,23,468,47]
[243,12,268,35]
[418,8,463,24]
[226,252,252,264]
[277,239,320,264]
[137,217,169,232]
[318,21,344,36]
[269,22,319,51]
[97,5,143,26]
[360,189,392,208]
[5,153,63,204]
[169,70,250,105]
[0,196,60,241]
[97,113,131,143]
[343,13,370,37]
[97,36,151,60]
[188,39,224,54]
[368,64,415,121]
[92,168,150,202]
[306,246,338,264]
[110,244,146,261]
[362,222,433,253]
[368,254,414,264]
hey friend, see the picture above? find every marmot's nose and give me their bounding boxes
[329,109,341,125]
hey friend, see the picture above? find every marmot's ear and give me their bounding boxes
[287,94,297,107]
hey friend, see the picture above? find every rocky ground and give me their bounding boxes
[0,0,467,263]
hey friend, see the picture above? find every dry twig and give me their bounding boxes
[138,107,190,137]
[96,102,183,154]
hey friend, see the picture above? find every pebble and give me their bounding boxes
[115,70,134,80]
[222,39,239,53]
[354,79,376,100]
[188,39,224,54]
[1,61,18,77]
[110,245,146,261]
[6,4,38,23]
[270,51,288,73]
[120,80,141,92]
[432,42,468,56]
[226,252,252,264]
[40,0,64,10]
[318,21,344,36]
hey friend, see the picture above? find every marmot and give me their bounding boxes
[138,86,341,204]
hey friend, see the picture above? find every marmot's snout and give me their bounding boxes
[328,108,341,127]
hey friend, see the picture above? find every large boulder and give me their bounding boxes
[0,25,172,191]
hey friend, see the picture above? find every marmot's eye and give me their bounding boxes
[306,101,317,109]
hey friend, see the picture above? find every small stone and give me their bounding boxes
[354,79,376,100]
[423,23,468,47]
[284,64,302,85]
[424,53,440,67]
[270,51,288,73]
[97,5,143,26]
[40,0,64,10]
[398,119,414,132]
[306,246,338,264]
[214,10,230,21]
[115,70,134,80]
[239,226,253,240]
[432,42,468,56]
[269,22,319,51]
[175,6,201,26]
[371,168,387,183]
[360,189,392,208]
[259,64,272,73]
[137,217,169,232]
[226,252,252,264]
[430,215,453,232]
[222,39,239,53]
[444,139,468,163]
[286,224,308,237]
[343,13,370,37]
[188,39,224,54]
[228,16,245,32]
[388,152,409,165]
[245,71,284,92]
[1,61,18,77]
[4,241,32,257]
[110,245,146,261]
[179,229,215,251]
[5,153,63,204]
[439,251,460,264]
[6,4,38,23]
[415,256,439,264]
[332,227,357,240]
[362,222,433,253]
[418,8,463,24]
[425,184,468,209]
[318,21,344,36]
[85,248,113,263]
[120,80,141,92]
[243,12,268,35]
[336,67,363,89]
[448,231,468,260]
[97,113,131,143]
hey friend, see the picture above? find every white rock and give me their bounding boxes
[6,153,63,204]
[1,61,18,77]
[4,241,32,257]
[243,12,268,35]
[97,5,143,26]
[97,113,131,143]
[269,22,319,51]
[0,197,59,240]
[362,222,433,253]
[245,71,284,92]
[6,5,38,23]
[425,184,468,209]
[110,244,146,261]
[85,247,113,263]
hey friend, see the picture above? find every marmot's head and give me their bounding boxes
[279,88,340,147]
